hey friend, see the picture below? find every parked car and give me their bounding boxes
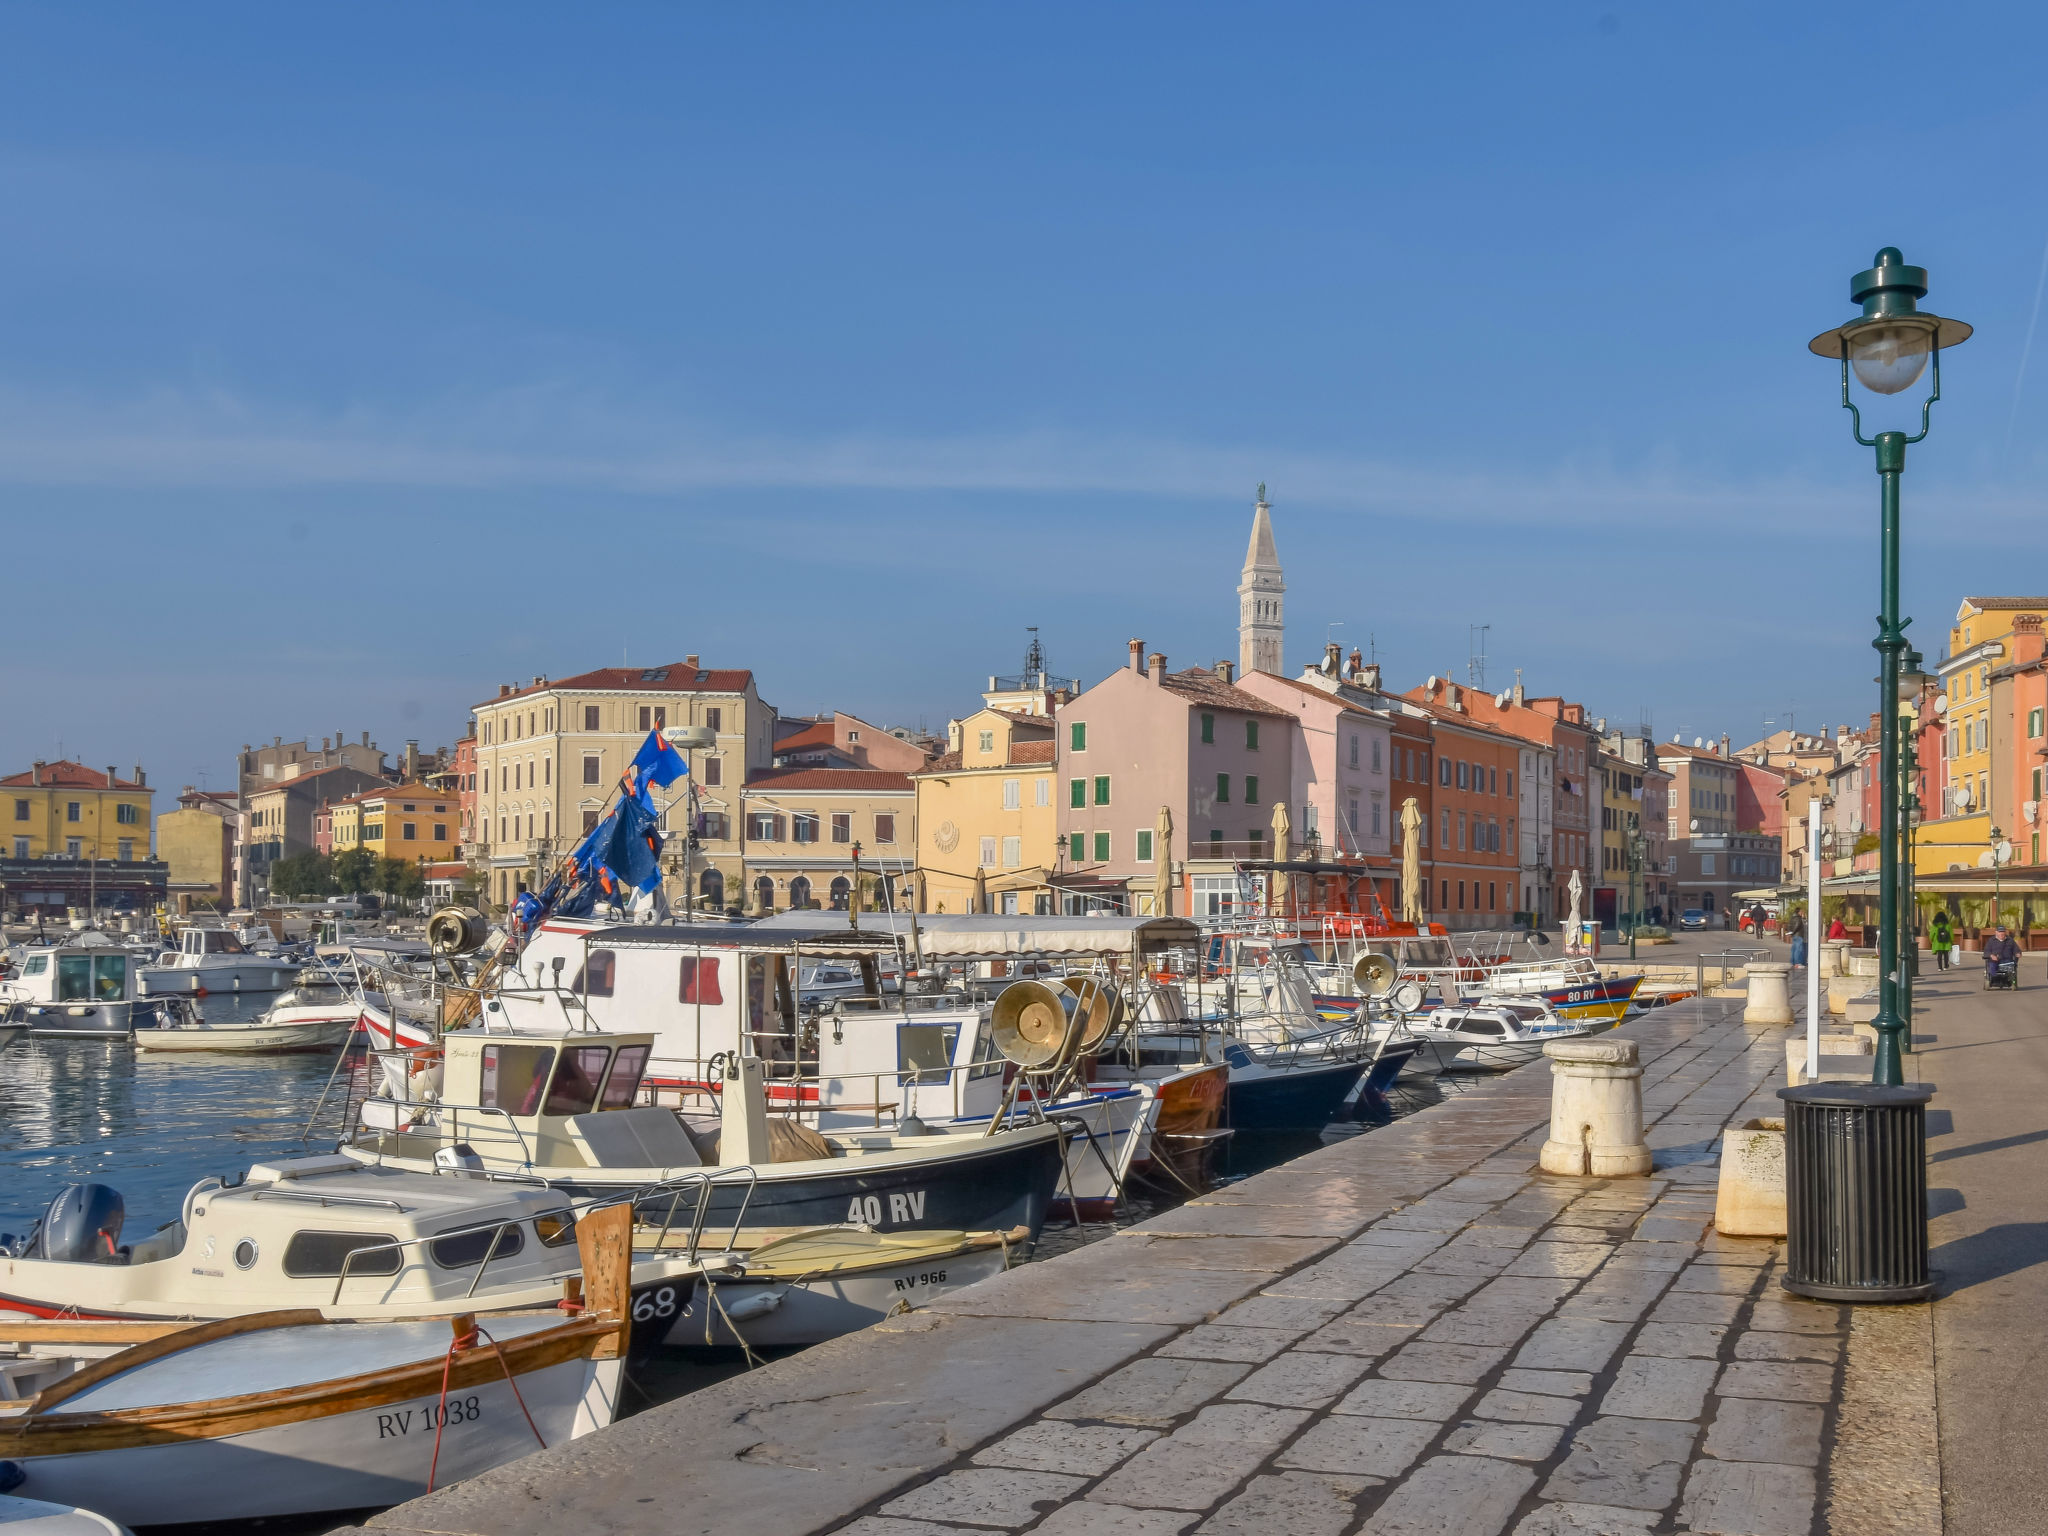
[1679,908,1710,930]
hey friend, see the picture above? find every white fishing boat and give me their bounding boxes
[134,1015,353,1054]
[0,1492,129,1536]
[0,1206,636,1527]
[136,927,295,997]
[0,937,178,1039]
[1400,997,1591,1073]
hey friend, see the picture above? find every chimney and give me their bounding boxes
[1347,647,1363,680]
[274,736,282,749]
[30,761,41,786]
[1215,660,1235,684]
[1720,733,1730,757]
[533,676,544,688]
[2014,613,2047,665]
[1359,662,1382,691]
[1148,652,1168,685]
[685,654,700,669]
[1128,638,1145,673]
[361,731,371,747]
[499,684,512,698]
[1323,641,1342,677]
[1512,671,1525,707]
[134,766,145,788]
[107,765,118,789]
[404,741,420,781]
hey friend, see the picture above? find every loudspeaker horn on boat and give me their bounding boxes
[1353,950,1398,996]
[1058,975,1123,1054]
[427,906,492,956]
[991,980,1087,1068]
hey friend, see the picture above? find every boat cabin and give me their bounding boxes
[5,941,138,1006]
[170,927,255,962]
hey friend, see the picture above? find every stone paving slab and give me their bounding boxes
[358,991,1920,1536]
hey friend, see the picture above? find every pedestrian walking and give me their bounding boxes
[1786,909,1808,969]
[1929,909,1954,972]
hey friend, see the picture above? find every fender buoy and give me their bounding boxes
[193,987,208,999]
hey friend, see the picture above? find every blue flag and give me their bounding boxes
[595,793,665,895]
[624,729,689,810]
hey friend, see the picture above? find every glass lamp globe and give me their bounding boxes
[1848,321,1933,395]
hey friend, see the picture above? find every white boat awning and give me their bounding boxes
[748,910,1202,958]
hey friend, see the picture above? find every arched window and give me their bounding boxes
[700,867,725,910]
[789,875,813,909]
[754,875,775,913]
[829,875,852,910]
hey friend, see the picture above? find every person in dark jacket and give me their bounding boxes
[1984,925,2022,982]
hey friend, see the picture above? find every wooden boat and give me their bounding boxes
[134,1016,352,1054]
[0,1206,634,1526]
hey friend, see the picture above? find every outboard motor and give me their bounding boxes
[33,1184,126,1263]
[433,1144,486,1179]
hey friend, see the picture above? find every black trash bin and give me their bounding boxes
[1777,1081,1934,1303]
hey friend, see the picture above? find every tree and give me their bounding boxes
[269,851,335,900]
[378,857,425,907]
[333,847,377,896]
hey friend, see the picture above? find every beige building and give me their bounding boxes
[471,659,776,911]
[242,764,388,904]
[157,788,238,907]
[238,733,386,796]
[740,768,914,912]
[914,707,1059,914]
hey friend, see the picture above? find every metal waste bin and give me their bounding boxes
[1776,1081,1934,1303]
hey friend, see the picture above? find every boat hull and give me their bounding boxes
[136,961,294,997]
[136,1020,352,1054]
[14,1002,162,1039]
[1225,1054,1368,1130]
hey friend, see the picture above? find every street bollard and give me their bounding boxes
[1744,961,1795,1026]
[1539,1037,1653,1177]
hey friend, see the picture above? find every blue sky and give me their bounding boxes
[4,3,2046,795]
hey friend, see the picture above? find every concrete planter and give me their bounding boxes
[1743,961,1794,1026]
[1715,1117,1786,1237]
[1539,1037,1652,1178]
[1785,1035,1872,1087]
[1847,949,1880,977]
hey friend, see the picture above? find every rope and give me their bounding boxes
[426,1322,548,1492]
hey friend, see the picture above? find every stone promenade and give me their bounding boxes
[361,989,1937,1536]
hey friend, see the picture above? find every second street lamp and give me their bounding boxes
[1809,248,1972,1088]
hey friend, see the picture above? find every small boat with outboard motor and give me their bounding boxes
[0,935,185,1039]
[136,925,296,997]
[1397,995,1592,1073]
[0,1205,639,1527]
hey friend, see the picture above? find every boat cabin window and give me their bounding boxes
[678,956,724,1005]
[543,1045,612,1116]
[282,1230,404,1278]
[21,954,47,977]
[745,955,797,1058]
[429,1223,525,1269]
[898,1022,959,1083]
[55,955,124,1001]
[1461,1016,1506,1036]
[92,955,126,1000]
[600,1044,651,1108]
[1273,942,1317,963]
[480,1043,557,1114]
[1402,938,1455,969]
[57,955,90,1001]
[534,1209,578,1247]
[573,949,617,998]
[190,929,248,955]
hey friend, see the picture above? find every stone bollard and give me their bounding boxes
[1539,1037,1653,1178]
[1715,1118,1787,1237]
[1819,939,1851,978]
[1743,960,1794,1025]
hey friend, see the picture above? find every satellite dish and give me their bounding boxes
[2025,801,2040,825]
[1979,851,1997,869]
[1694,737,1705,748]
[1953,784,1973,810]
[1934,696,1948,714]
[1495,691,1510,708]
[1391,980,1425,1013]
[1690,818,1700,833]
[1426,674,1439,690]
[1997,840,2016,866]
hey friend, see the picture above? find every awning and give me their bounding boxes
[808,911,1202,958]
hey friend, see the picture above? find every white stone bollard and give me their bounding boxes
[1714,1118,1787,1237]
[1743,960,1795,1026]
[1539,1037,1653,1178]
[1819,939,1851,978]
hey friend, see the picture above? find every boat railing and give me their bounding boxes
[350,1087,542,1173]
[642,1052,1009,1127]
[251,1188,409,1213]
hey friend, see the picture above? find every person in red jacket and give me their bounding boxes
[1826,916,1849,941]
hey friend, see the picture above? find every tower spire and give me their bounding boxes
[1238,485,1284,677]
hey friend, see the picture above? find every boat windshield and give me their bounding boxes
[543,1044,613,1117]
[1402,938,1456,968]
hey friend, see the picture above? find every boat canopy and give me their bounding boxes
[840,913,1202,958]
[583,920,901,955]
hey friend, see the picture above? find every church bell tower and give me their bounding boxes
[1237,484,1284,678]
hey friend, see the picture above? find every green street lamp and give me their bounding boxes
[1810,249,1972,1087]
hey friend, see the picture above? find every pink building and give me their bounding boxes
[1055,642,1294,916]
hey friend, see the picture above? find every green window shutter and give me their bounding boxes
[1137,829,1153,861]
[1094,776,1110,806]
[1070,831,1086,863]
[1070,778,1086,809]
[1201,713,1214,744]
[1246,720,1259,750]
[1209,829,1224,848]
[1070,721,1086,752]
[1216,773,1230,803]
[1245,775,1259,805]
[1093,831,1110,862]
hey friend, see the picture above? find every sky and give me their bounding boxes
[4,3,2047,797]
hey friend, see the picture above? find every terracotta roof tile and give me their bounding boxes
[477,664,753,708]
[0,760,146,791]
[1155,668,1295,719]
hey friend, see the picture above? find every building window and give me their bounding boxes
[1457,761,1469,791]
[583,755,601,785]
[402,823,417,841]
[1488,766,1497,794]
[1093,831,1111,862]
[11,799,24,821]
[1070,831,1086,863]
[1372,799,1383,836]
[1246,720,1260,750]
[874,813,896,844]
[1216,773,1231,803]
[1070,722,1087,752]
[1441,809,1451,845]
[831,812,851,843]
[1440,879,1448,910]
[1094,776,1111,806]
[1070,778,1086,809]
[583,810,600,834]
[1210,829,1225,850]
[702,757,722,786]
[706,707,722,733]
[748,811,783,841]
[1245,775,1259,805]
[2032,708,2045,740]
[434,823,447,841]
[116,804,139,825]
[792,813,820,844]
[1002,836,1022,867]
[583,705,601,731]
[978,730,995,753]
[1035,778,1051,807]
[66,838,81,857]
[1701,854,1716,875]
[1372,738,1382,772]
[699,811,731,840]
[1439,758,1451,787]
[66,802,80,823]
[980,836,998,867]
[1003,779,1021,810]
[1349,797,1360,834]
[1136,829,1154,862]
[12,838,26,858]
[544,760,550,786]
[117,840,133,861]
[1458,881,1466,910]
[1201,713,1214,744]
[639,706,652,731]
[1349,734,1359,769]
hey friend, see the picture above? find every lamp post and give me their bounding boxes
[1809,248,1972,1088]
[1990,824,2007,929]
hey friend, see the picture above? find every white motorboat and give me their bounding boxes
[0,937,177,1039]
[135,927,295,997]
[0,1206,637,1526]
[1400,997,1593,1073]
[134,1015,353,1054]
[0,1493,129,1536]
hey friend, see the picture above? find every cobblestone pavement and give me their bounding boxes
[362,991,1931,1536]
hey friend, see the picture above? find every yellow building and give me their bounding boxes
[1920,597,2048,876]
[2,760,154,863]
[331,783,458,863]
[913,707,1059,914]
[156,788,237,905]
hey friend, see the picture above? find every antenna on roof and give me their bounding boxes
[1467,625,1490,688]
